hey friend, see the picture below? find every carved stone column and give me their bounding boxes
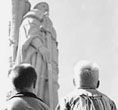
[9,0,30,67]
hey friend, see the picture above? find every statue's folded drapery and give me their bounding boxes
[15,7,59,109]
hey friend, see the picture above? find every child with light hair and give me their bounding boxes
[56,60,117,110]
[73,60,100,89]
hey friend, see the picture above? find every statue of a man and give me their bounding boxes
[15,2,59,109]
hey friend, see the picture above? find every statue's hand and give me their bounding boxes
[38,46,50,63]
[42,17,53,32]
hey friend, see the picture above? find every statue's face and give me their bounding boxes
[21,0,31,16]
[37,2,49,14]
[26,1,31,11]
[25,1,31,13]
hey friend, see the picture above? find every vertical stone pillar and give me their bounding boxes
[9,0,30,67]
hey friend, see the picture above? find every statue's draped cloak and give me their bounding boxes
[15,9,59,109]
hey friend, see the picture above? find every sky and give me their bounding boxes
[0,0,118,108]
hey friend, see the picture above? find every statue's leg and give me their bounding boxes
[34,53,49,105]
[43,63,49,106]
[51,40,59,109]
[52,63,59,109]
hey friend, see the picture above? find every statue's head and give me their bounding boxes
[33,2,49,15]
[23,0,31,15]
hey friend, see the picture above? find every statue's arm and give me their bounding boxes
[23,18,44,49]
[42,17,57,40]
[31,37,50,63]
[27,19,50,62]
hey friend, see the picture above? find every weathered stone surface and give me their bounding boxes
[9,0,31,67]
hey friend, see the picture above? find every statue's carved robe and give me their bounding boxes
[15,9,59,108]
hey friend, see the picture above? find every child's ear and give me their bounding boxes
[73,78,76,86]
[33,81,36,89]
[96,80,100,88]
